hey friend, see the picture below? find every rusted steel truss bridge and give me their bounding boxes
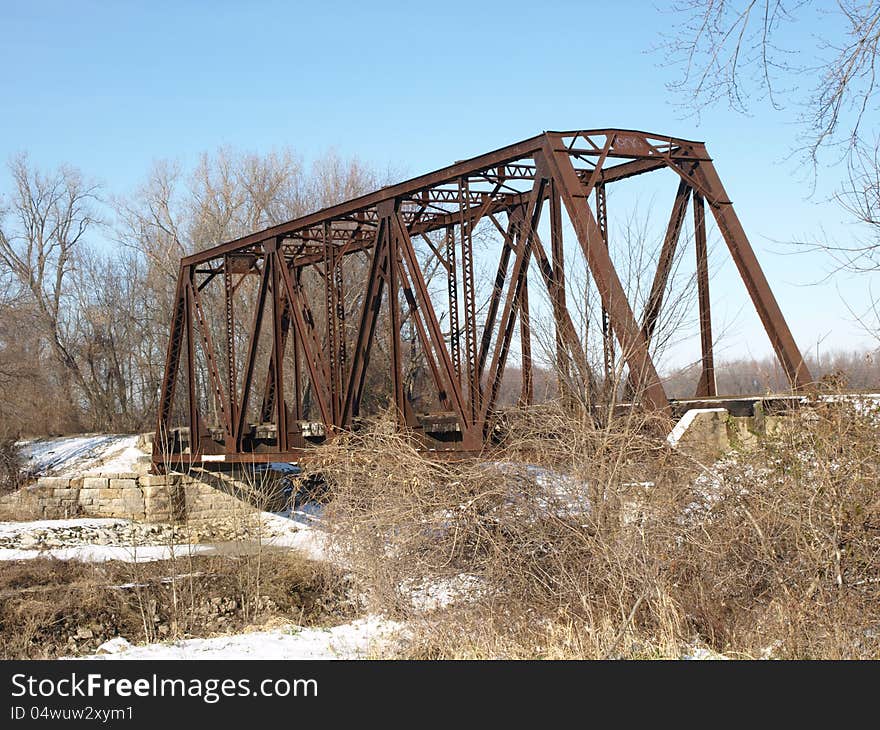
[153,129,812,469]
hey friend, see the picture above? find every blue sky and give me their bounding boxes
[1,0,877,367]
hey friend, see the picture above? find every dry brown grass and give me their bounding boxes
[305,396,880,659]
[672,393,880,658]
[0,552,355,659]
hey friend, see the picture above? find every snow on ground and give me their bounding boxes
[83,441,144,475]
[406,573,485,611]
[0,509,332,564]
[471,461,591,521]
[0,543,221,563]
[681,646,730,660]
[274,500,324,527]
[261,512,333,563]
[17,434,142,476]
[74,617,405,660]
[0,516,130,537]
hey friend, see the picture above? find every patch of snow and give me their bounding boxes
[261,512,333,563]
[96,637,133,655]
[273,500,324,527]
[82,441,143,475]
[488,461,591,519]
[74,617,405,660]
[407,574,485,611]
[0,513,332,564]
[0,543,219,563]
[109,572,207,590]
[682,646,729,660]
[0,517,129,537]
[20,435,119,475]
[17,434,142,477]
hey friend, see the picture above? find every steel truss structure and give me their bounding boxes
[153,129,812,468]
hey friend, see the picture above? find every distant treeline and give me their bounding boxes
[662,349,880,398]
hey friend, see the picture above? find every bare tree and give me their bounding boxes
[660,1,880,276]
[661,1,879,162]
[0,155,102,421]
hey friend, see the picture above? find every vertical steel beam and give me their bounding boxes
[595,183,614,384]
[235,256,271,450]
[184,266,200,455]
[549,180,569,393]
[333,249,346,419]
[693,192,716,397]
[291,312,302,422]
[446,225,461,383]
[223,256,238,429]
[459,177,480,422]
[323,223,342,423]
[519,275,533,406]
[270,241,288,450]
[384,201,408,428]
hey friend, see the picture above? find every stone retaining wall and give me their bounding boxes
[0,472,256,523]
[667,406,790,461]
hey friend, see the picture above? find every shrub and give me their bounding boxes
[306,397,880,659]
[0,438,25,496]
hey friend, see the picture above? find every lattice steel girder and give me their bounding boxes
[178,130,704,267]
[154,128,812,468]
